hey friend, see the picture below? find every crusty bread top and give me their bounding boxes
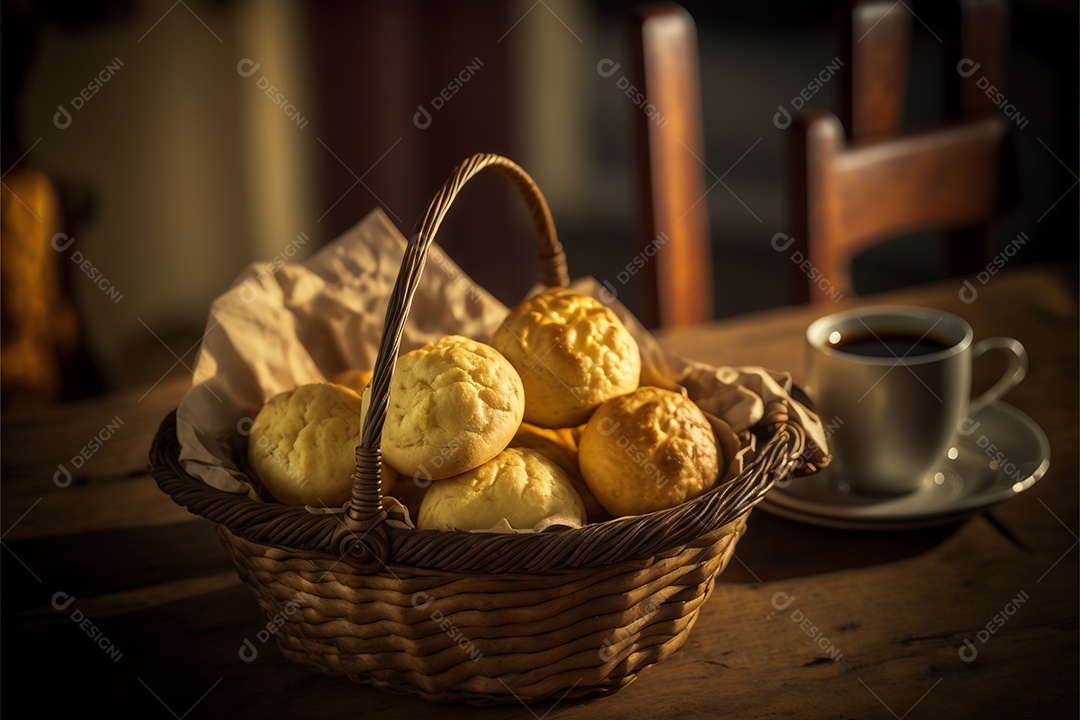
[379,335,524,481]
[248,382,364,507]
[494,289,640,427]
[417,447,587,531]
[579,386,719,517]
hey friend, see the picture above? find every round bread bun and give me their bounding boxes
[579,387,720,517]
[492,288,641,428]
[378,335,525,481]
[329,368,373,396]
[248,383,372,507]
[417,447,587,531]
[508,422,606,521]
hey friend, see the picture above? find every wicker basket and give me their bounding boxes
[150,153,810,705]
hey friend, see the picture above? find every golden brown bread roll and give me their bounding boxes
[493,289,641,428]
[578,386,720,517]
[417,447,587,531]
[508,422,607,521]
[377,335,525,481]
[248,383,370,506]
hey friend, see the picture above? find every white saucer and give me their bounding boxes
[759,402,1050,531]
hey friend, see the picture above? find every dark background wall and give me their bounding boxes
[6,0,1076,394]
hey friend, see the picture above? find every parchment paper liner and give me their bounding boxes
[177,209,828,532]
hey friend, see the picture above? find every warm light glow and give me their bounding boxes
[947,447,959,460]
[828,331,841,345]
[934,472,945,485]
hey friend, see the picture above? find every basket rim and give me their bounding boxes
[215,510,747,578]
[150,406,805,575]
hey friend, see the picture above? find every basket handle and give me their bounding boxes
[332,153,568,567]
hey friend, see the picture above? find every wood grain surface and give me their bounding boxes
[2,266,1076,718]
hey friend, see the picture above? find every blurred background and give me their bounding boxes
[3,0,1076,408]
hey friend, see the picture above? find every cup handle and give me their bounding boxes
[968,337,1029,418]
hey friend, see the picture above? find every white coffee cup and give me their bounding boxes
[805,306,1028,496]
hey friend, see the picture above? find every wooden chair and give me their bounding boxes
[789,0,1018,304]
[626,4,713,327]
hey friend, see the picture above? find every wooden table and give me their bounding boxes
[3,266,1076,718]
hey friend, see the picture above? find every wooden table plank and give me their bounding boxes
[1,375,189,488]
[2,476,201,541]
[1,266,1075,718]
[5,519,1073,718]
[1,515,236,613]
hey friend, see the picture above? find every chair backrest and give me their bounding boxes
[626,4,713,328]
[840,0,1010,139]
[790,0,1017,303]
[790,112,1017,303]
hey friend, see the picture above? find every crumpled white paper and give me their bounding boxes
[176,208,828,529]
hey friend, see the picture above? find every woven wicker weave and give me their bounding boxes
[149,153,809,705]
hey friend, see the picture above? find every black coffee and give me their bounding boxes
[829,331,951,358]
